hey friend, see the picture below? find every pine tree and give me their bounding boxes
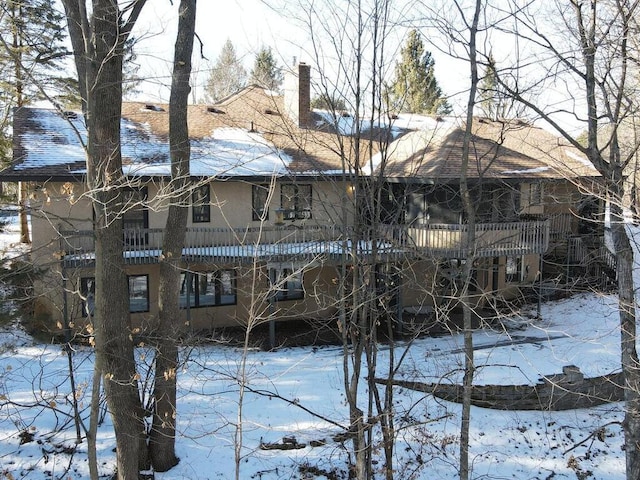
[249,46,282,91]
[388,29,451,115]
[478,54,497,119]
[205,39,247,102]
[0,0,74,108]
[311,93,347,111]
[478,53,511,120]
[0,0,72,240]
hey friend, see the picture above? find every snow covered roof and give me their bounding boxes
[3,85,598,184]
[7,104,294,181]
[5,85,388,181]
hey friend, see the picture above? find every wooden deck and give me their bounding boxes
[59,220,550,268]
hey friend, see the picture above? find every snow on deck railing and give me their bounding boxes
[59,220,550,266]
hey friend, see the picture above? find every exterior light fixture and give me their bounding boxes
[346,184,355,198]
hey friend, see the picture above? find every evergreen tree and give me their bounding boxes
[0,0,74,108]
[478,53,511,120]
[122,36,143,100]
[205,39,247,102]
[0,0,73,240]
[249,46,282,91]
[311,93,347,111]
[478,54,497,119]
[388,29,451,115]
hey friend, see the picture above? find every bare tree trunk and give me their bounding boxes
[458,3,482,479]
[612,202,640,479]
[149,0,196,472]
[576,4,640,477]
[61,1,149,478]
[87,365,101,480]
[493,2,640,477]
[95,220,148,477]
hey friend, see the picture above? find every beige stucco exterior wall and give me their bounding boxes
[58,262,342,332]
[25,176,570,335]
[147,178,353,229]
[25,177,350,332]
[27,181,93,330]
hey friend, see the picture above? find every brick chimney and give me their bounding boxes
[284,62,311,128]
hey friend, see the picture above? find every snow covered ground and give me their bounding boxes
[0,210,635,479]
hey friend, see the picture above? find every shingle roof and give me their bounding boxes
[5,87,382,180]
[3,85,597,184]
[381,117,598,181]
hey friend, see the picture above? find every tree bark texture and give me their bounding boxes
[61,1,149,478]
[611,204,640,480]
[458,3,482,478]
[149,0,196,472]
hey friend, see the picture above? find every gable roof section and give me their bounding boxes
[380,117,598,182]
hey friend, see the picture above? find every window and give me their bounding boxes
[252,184,270,221]
[270,266,304,301]
[122,187,149,230]
[192,184,211,223]
[281,184,312,220]
[476,185,520,222]
[129,275,150,312]
[506,256,522,283]
[80,275,149,316]
[528,183,544,206]
[179,270,236,308]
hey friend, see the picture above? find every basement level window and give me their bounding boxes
[506,256,523,283]
[179,270,236,308]
[80,275,149,316]
[269,266,304,301]
[129,275,150,312]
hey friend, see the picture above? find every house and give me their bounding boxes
[1,63,602,341]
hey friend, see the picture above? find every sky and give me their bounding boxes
[128,0,584,135]
[132,0,313,103]
[131,1,470,105]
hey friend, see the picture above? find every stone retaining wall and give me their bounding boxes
[379,366,625,411]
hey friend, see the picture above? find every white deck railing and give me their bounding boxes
[59,220,550,266]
